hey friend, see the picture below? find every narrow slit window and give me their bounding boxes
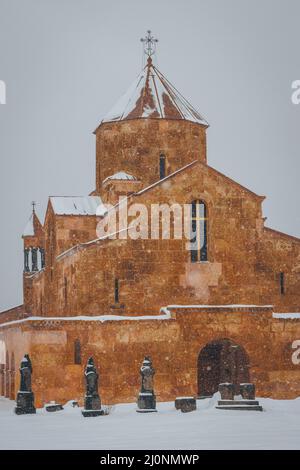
[190,200,208,263]
[280,272,285,295]
[74,339,81,365]
[64,277,68,306]
[114,278,119,304]
[159,154,166,179]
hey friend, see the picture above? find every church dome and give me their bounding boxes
[101,57,208,126]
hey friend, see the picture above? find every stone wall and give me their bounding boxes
[1,307,300,407]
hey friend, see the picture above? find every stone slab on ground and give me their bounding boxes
[45,403,64,412]
[175,397,197,413]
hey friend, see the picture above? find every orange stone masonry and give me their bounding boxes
[0,55,300,407]
[95,119,207,191]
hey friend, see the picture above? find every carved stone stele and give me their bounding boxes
[240,383,256,400]
[137,356,157,413]
[82,357,104,417]
[15,354,36,415]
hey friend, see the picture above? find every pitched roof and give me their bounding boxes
[101,57,209,126]
[135,160,265,200]
[264,226,300,243]
[50,196,106,216]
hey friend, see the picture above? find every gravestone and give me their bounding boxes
[216,381,263,411]
[81,357,104,417]
[175,397,197,413]
[15,354,36,415]
[240,383,256,400]
[136,356,157,413]
[218,383,234,400]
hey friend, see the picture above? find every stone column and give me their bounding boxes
[4,367,10,398]
[10,357,15,400]
[0,364,4,396]
[40,248,45,269]
[31,248,38,272]
[24,248,30,273]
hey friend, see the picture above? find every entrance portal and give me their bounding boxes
[197,339,250,397]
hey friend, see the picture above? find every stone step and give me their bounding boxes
[218,400,260,406]
[216,404,263,411]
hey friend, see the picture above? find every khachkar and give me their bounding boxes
[82,357,104,417]
[136,356,157,413]
[15,354,36,415]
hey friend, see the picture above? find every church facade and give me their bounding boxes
[1,45,300,407]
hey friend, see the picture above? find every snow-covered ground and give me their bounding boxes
[0,395,300,450]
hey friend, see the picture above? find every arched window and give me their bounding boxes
[190,200,208,262]
[0,340,5,365]
[74,339,81,365]
[159,154,166,179]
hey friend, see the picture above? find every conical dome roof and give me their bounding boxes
[22,209,43,238]
[102,57,208,126]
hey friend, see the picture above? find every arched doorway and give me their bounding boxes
[197,339,250,397]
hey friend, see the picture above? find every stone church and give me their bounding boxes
[1,35,300,407]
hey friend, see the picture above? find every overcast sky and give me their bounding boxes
[0,0,299,311]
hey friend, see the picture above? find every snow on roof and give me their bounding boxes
[135,159,263,200]
[101,57,209,126]
[23,213,35,236]
[0,310,172,329]
[50,196,106,216]
[273,313,300,319]
[162,304,273,312]
[103,172,137,184]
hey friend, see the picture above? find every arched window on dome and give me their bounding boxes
[159,154,166,179]
[190,200,208,263]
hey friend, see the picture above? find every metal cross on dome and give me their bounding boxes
[140,30,158,57]
[31,201,36,213]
